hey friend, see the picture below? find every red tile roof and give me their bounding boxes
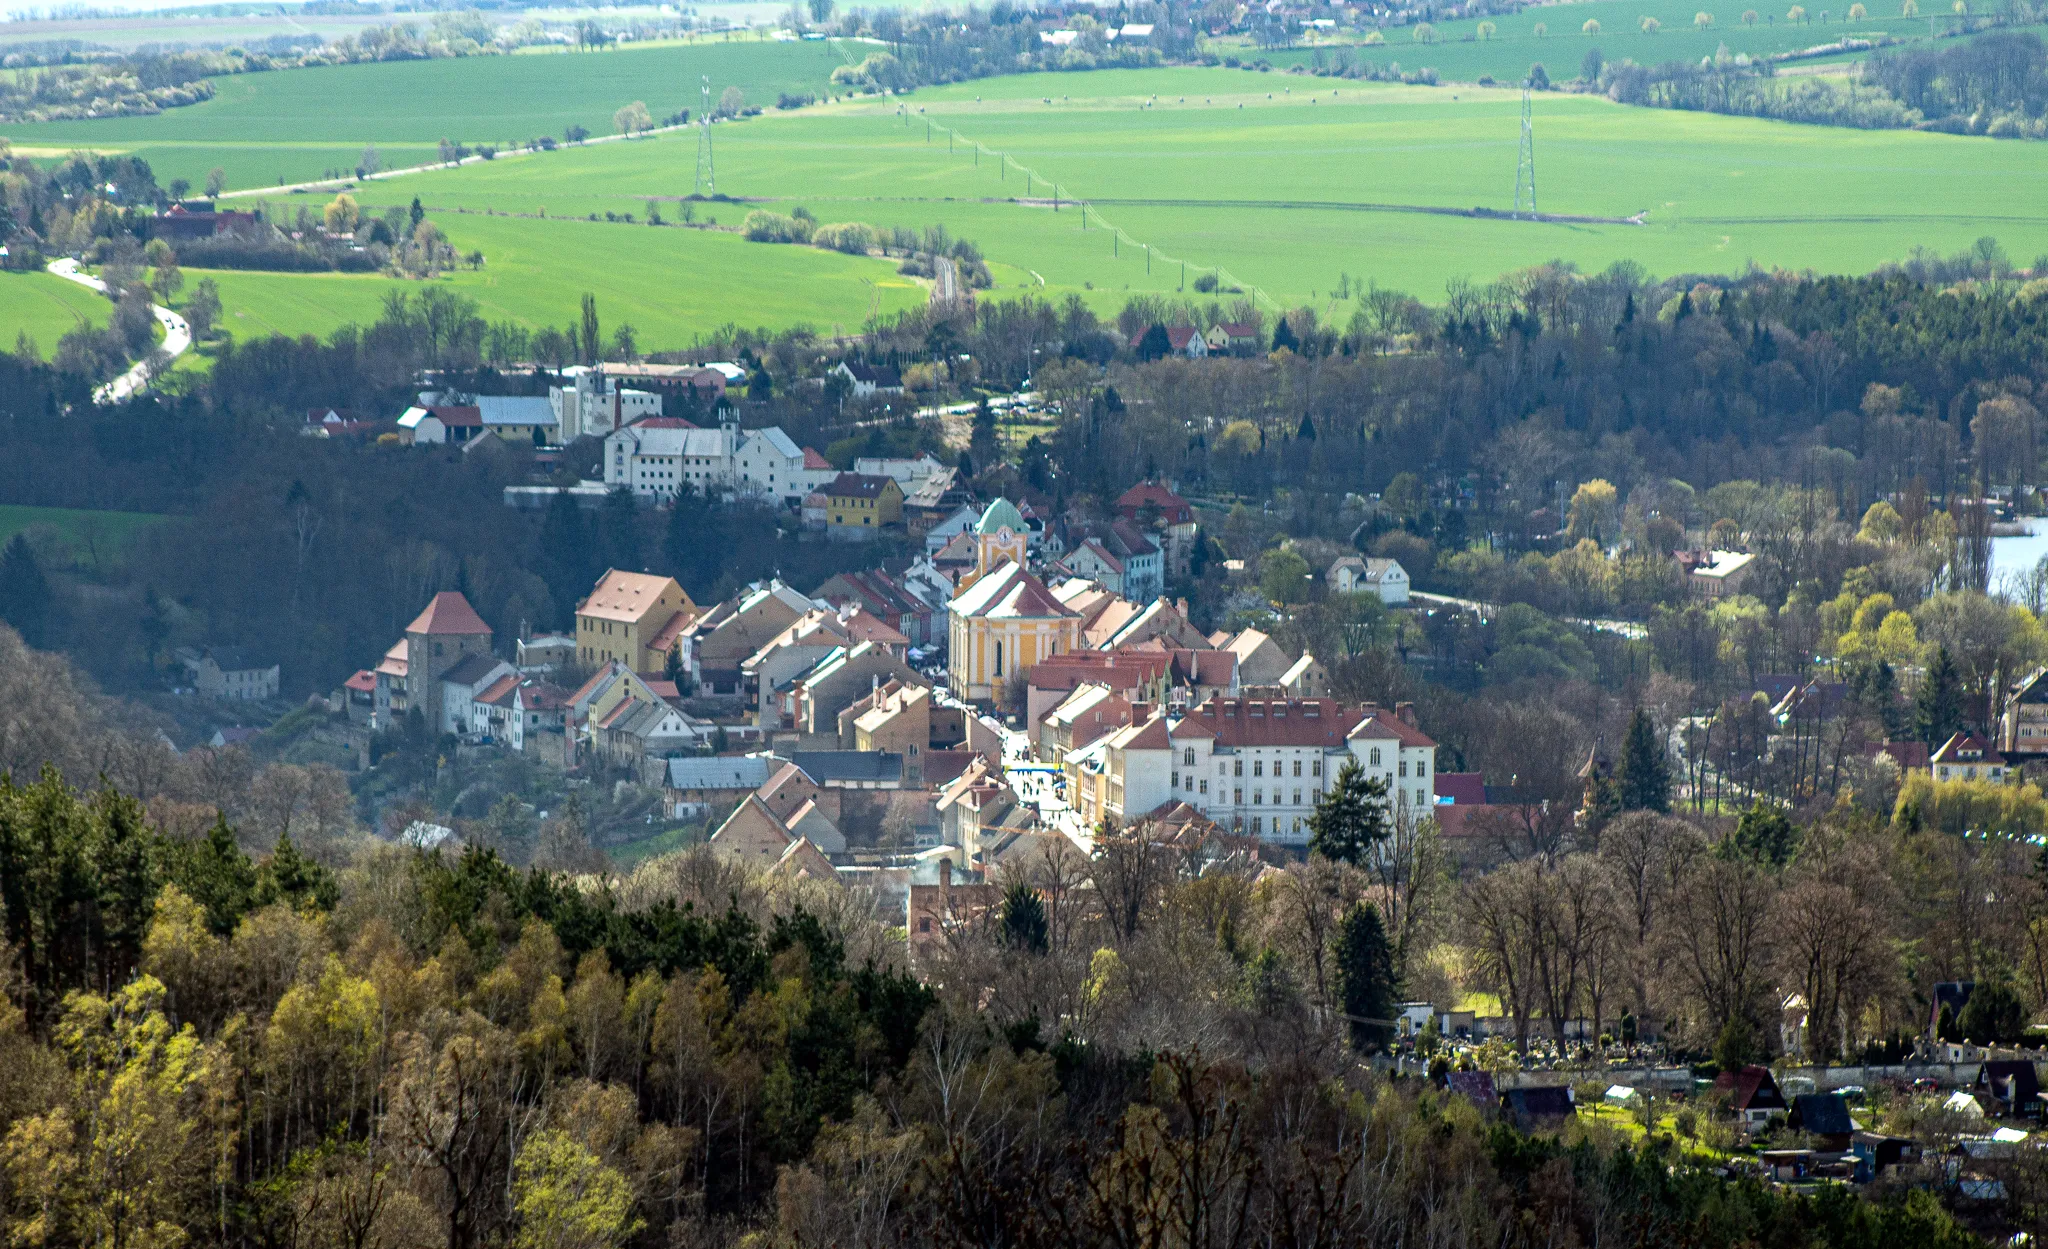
[1175,697,1359,748]
[634,416,700,429]
[475,673,520,705]
[1352,706,1438,750]
[803,447,832,470]
[1435,772,1488,805]
[649,609,695,652]
[344,669,376,692]
[406,591,492,636]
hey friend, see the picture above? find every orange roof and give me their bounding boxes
[648,608,696,652]
[580,570,688,625]
[474,672,520,706]
[374,640,409,678]
[842,608,910,647]
[344,669,376,692]
[803,447,832,470]
[406,592,492,636]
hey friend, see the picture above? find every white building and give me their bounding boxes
[605,417,833,503]
[1072,696,1437,846]
[549,366,665,442]
[1329,556,1410,606]
[735,426,837,503]
[853,453,946,486]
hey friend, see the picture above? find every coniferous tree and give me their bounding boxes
[1916,644,1965,748]
[1272,316,1299,353]
[0,533,52,649]
[1616,707,1670,812]
[1308,758,1392,865]
[1335,901,1396,1051]
[255,832,340,912]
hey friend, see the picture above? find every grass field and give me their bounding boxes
[0,270,111,357]
[0,505,166,569]
[1232,0,1977,85]
[329,70,2048,313]
[4,38,859,190]
[173,210,930,342]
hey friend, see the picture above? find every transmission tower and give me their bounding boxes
[695,75,715,196]
[1513,81,1537,219]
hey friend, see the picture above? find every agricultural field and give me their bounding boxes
[0,505,166,571]
[3,37,857,190]
[332,69,2048,314]
[168,210,929,343]
[0,269,111,357]
[1236,0,1983,85]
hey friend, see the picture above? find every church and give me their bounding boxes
[947,498,1080,704]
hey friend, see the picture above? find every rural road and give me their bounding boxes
[1408,589,1648,639]
[47,258,191,404]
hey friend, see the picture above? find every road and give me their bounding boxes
[1408,590,1648,640]
[47,258,191,404]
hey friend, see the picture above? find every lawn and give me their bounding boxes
[1228,0,1980,86]
[0,270,111,357]
[0,505,167,570]
[4,37,859,191]
[174,210,929,345]
[329,72,2048,309]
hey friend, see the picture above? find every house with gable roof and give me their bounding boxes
[377,591,494,732]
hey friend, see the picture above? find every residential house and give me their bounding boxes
[177,646,280,701]
[709,795,803,868]
[664,754,775,821]
[396,405,482,445]
[372,641,409,725]
[785,750,905,790]
[1201,322,1262,356]
[757,760,832,824]
[604,417,738,499]
[341,670,376,724]
[1791,1095,1858,1149]
[1069,712,1174,828]
[924,503,984,554]
[1976,1061,2042,1119]
[1690,550,1757,599]
[733,425,834,504]
[1932,732,2007,783]
[833,361,905,399]
[902,467,969,538]
[2002,666,2048,758]
[948,499,1081,703]
[438,653,517,736]
[842,680,932,783]
[302,408,385,440]
[1500,1087,1576,1132]
[1216,628,1298,686]
[476,395,557,443]
[1327,556,1411,606]
[812,570,930,648]
[1062,523,1164,603]
[593,697,704,774]
[471,672,521,739]
[744,609,857,727]
[576,569,698,676]
[1115,481,1201,574]
[1038,683,1135,765]
[1026,651,1169,737]
[678,581,817,694]
[823,473,905,536]
[782,641,922,746]
[517,633,576,671]
[1714,1066,1788,1129]
[1128,324,1208,359]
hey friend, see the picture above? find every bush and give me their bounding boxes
[811,220,879,254]
[741,210,814,244]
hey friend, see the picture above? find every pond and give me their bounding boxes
[1992,522,2048,598]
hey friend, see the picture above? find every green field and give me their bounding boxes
[3,38,859,190]
[0,271,111,357]
[329,70,2048,312]
[1233,0,1974,85]
[0,505,166,569]
[175,210,930,342]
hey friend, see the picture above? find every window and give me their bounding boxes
[1417,760,1427,778]
[1293,789,1302,805]
[1233,759,1243,777]
[1233,788,1242,804]
[1312,759,1323,777]
[1251,817,1263,834]
[1369,747,1381,767]
[1399,761,1408,778]
[1253,760,1263,777]
[1199,779,1208,794]
[1184,748,1195,766]
[1293,760,1302,777]
[1171,771,1179,788]
[1418,788,1428,807]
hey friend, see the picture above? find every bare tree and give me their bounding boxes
[1660,854,1779,1048]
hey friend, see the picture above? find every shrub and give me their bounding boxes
[742,210,814,244]
[812,220,879,254]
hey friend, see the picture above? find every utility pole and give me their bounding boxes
[695,75,715,195]
[1514,80,1537,219]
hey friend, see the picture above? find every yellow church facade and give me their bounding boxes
[947,499,1080,704]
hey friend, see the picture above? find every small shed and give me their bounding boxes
[1790,1093,1856,1150]
[1500,1086,1576,1131]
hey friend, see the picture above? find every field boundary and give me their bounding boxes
[215,120,697,200]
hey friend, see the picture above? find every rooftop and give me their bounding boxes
[406,592,492,637]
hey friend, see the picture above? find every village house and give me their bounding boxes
[475,395,557,443]
[575,569,698,676]
[437,653,517,736]
[396,404,482,445]
[823,473,905,536]
[1114,481,1201,574]
[2001,666,2048,759]
[833,361,905,399]
[176,646,280,701]
[678,581,817,694]
[664,754,776,822]
[1932,732,2007,783]
[1326,556,1411,605]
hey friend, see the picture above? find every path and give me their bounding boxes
[46,258,191,404]
[214,122,696,201]
[1408,589,1647,640]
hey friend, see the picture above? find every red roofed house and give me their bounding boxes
[1128,324,1208,359]
[1115,480,1201,575]
[342,670,377,724]
[575,568,698,677]
[401,592,495,733]
[1932,732,2007,783]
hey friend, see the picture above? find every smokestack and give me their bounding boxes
[1396,701,1417,727]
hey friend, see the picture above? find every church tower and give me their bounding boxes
[970,497,1028,583]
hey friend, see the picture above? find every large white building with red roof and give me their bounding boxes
[1067,694,1437,845]
[602,418,833,503]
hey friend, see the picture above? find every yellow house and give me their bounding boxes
[948,498,1079,703]
[824,472,904,532]
[576,569,699,675]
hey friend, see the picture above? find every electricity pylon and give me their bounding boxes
[1513,81,1537,219]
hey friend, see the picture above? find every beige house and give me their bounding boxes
[576,569,698,676]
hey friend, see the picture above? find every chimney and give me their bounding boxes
[1361,701,1379,717]
[1396,701,1417,727]
[938,856,952,895]
[612,386,622,433]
